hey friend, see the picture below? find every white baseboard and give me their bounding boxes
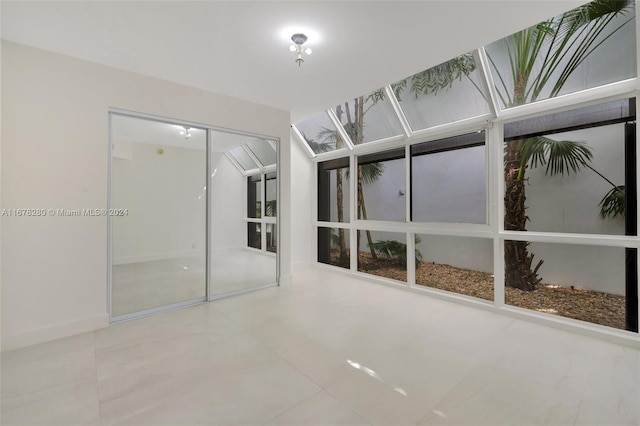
[113,250,200,265]
[1,314,109,352]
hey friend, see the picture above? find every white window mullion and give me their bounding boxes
[291,125,316,159]
[407,232,415,288]
[242,145,265,173]
[385,85,412,137]
[350,153,358,272]
[327,109,355,150]
[476,47,501,119]
[261,173,266,251]
[491,123,505,307]
[224,152,246,175]
[405,145,411,223]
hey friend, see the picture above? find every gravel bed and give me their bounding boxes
[355,253,626,330]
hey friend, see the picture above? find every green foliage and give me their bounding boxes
[300,131,332,153]
[406,53,477,98]
[368,236,423,268]
[599,185,625,219]
[266,200,277,217]
[360,163,384,184]
[519,136,593,179]
[489,0,634,106]
[368,52,478,104]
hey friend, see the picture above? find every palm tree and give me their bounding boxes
[489,0,634,290]
[317,103,382,260]
[303,131,349,266]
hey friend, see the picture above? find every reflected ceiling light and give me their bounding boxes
[289,33,312,67]
[180,126,191,140]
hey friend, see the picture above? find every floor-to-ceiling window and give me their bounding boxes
[297,0,639,339]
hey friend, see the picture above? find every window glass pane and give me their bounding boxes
[357,149,405,222]
[294,112,343,154]
[505,241,628,331]
[265,173,277,217]
[411,131,486,223]
[416,235,493,301]
[357,230,407,282]
[247,175,261,219]
[246,139,276,167]
[266,224,277,253]
[485,1,636,109]
[247,222,261,249]
[504,100,635,236]
[333,89,404,144]
[230,147,258,171]
[318,227,350,269]
[318,158,350,223]
[395,52,491,131]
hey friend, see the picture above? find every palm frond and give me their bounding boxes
[390,80,408,101]
[300,131,333,154]
[329,228,345,248]
[368,236,423,268]
[520,136,593,178]
[599,185,625,219]
[266,200,277,216]
[360,162,385,184]
[409,53,477,98]
[366,89,386,104]
[492,0,634,106]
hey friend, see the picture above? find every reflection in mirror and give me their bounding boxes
[111,115,207,317]
[210,131,277,296]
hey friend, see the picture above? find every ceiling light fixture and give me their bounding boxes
[289,33,312,67]
[180,126,191,140]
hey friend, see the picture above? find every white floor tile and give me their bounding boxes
[1,268,638,426]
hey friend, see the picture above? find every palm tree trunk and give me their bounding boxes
[352,95,377,259]
[503,78,542,290]
[334,105,348,267]
[357,166,377,259]
[504,139,543,290]
[336,165,348,266]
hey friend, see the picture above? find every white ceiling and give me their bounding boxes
[1,1,587,122]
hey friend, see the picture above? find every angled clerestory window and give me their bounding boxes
[485,1,636,109]
[229,146,259,171]
[332,88,405,144]
[393,52,492,131]
[245,139,276,167]
[294,112,344,154]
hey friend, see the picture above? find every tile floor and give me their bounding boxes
[2,268,639,425]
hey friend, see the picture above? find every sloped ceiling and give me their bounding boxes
[1,1,587,122]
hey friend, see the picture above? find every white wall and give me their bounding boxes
[290,133,314,272]
[112,142,207,264]
[1,41,291,350]
[210,152,245,251]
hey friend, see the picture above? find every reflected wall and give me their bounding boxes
[111,115,207,317]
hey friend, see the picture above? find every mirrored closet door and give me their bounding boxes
[110,114,208,319]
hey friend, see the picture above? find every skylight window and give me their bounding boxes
[294,111,343,154]
[245,139,276,167]
[332,88,405,144]
[485,1,636,108]
[393,52,492,131]
[229,146,259,171]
